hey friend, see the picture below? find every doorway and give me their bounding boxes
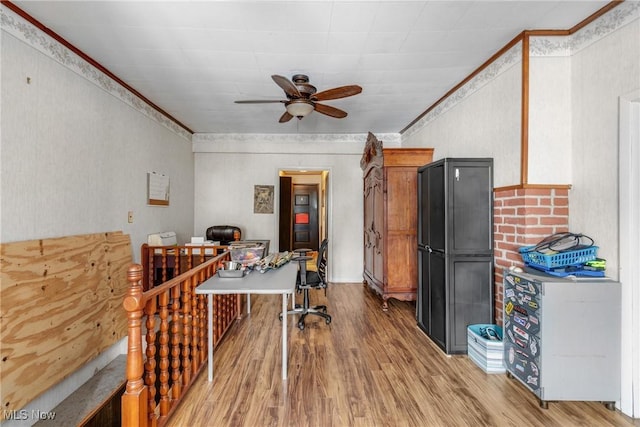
[278,170,328,252]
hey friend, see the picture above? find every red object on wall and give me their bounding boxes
[295,213,309,224]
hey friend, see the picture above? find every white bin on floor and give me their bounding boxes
[467,324,506,374]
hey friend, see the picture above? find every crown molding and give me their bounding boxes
[192,132,402,153]
[529,1,639,57]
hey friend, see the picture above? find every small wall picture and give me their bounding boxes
[254,185,274,214]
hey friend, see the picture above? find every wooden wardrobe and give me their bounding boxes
[360,132,434,310]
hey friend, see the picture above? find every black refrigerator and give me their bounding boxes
[417,158,494,354]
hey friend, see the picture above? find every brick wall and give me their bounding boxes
[493,187,569,324]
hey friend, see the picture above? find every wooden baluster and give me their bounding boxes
[157,290,170,417]
[173,248,180,277]
[198,267,205,285]
[218,295,224,338]
[233,295,237,323]
[224,295,229,336]
[212,295,218,346]
[219,295,225,338]
[141,244,151,291]
[161,249,168,284]
[215,295,222,346]
[230,295,235,328]
[221,295,226,333]
[122,264,149,427]
[220,295,226,343]
[144,298,157,424]
[181,279,192,386]
[229,294,234,325]
[190,275,199,375]
[170,285,182,401]
[233,294,237,323]
[197,293,206,364]
[229,295,235,323]
[187,248,194,269]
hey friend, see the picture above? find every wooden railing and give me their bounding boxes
[141,244,229,290]
[122,252,240,427]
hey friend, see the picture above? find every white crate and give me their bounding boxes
[467,324,506,374]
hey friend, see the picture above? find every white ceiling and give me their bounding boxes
[11,1,610,135]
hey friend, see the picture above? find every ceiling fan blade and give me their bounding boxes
[312,85,362,101]
[234,100,286,104]
[272,75,301,98]
[279,111,294,123]
[314,103,348,119]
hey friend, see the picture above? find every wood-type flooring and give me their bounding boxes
[167,283,638,427]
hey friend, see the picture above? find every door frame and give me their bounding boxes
[618,89,640,417]
[274,167,332,280]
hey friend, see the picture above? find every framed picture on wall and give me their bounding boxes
[254,185,274,214]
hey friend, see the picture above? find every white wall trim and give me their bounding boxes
[191,132,401,153]
[0,5,191,142]
[618,89,640,418]
[530,1,640,58]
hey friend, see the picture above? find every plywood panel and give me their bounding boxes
[0,231,132,414]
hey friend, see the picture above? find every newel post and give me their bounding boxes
[122,264,149,427]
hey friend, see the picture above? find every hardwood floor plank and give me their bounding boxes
[167,283,637,427]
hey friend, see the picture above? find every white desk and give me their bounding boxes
[195,262,297,381]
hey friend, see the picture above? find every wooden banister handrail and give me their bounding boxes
[123,251,237,427]
[141,243,228,291]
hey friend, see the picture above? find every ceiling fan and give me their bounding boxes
[235,74,362,123]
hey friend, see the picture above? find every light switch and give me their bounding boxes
[128,211,134,223]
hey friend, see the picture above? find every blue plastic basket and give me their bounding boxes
[519,245,598,270]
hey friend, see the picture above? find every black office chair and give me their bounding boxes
[283,239,332,330]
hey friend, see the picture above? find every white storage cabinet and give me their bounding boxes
[503,269,621,409]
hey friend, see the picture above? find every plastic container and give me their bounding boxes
[519,246,598,270]
[230,246,265,266]
[467,324,505,374]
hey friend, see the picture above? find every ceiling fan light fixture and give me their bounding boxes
[285,100,314,118]
[236,75,360,122]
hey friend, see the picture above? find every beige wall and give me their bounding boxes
[192,134,370,282]
[401,46,522,188]
[569,17,640,279]
[1,22,195,258]
[528,55,572,184]
[1,11,196,421]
